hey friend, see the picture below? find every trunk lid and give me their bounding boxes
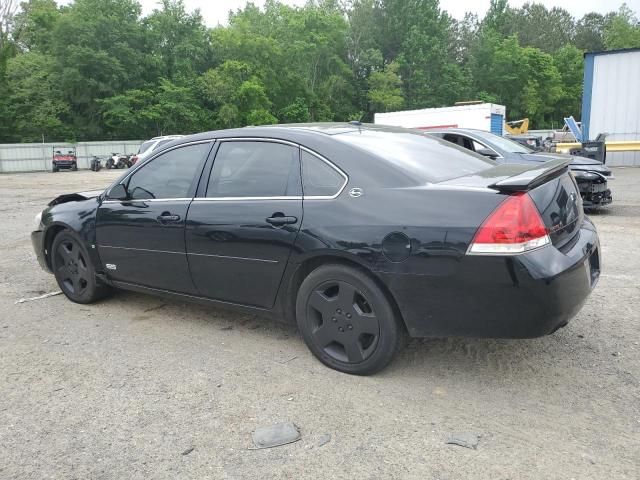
[440,159,583,248]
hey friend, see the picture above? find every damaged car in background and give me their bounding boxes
[428,128,613,209]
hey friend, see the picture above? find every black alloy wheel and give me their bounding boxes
[296,264,406,375]
[51,230,111,304]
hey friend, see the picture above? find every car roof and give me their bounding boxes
[175,122,444,144]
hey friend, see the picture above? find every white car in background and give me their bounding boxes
[131,135,183,165]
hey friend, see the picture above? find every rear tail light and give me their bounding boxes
[468,192,550,255]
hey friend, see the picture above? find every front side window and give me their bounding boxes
[301,150,345,197]
[126,143,210,199]
[206,141,300,198]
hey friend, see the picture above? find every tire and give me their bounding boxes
[52,165,58,173]
[72,162,78,171]
[296,264,406,375]
[51,230,111,304]
[106,159,113,169]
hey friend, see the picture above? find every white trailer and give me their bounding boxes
[374,103,506,135]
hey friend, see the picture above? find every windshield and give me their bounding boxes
[137,140,155,155]
[338,129,496,183]
[472,130,533,154]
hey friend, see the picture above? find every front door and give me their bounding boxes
[96,142,212,293]
[186,140,303,308]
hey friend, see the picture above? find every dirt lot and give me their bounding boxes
[0,168,638,479]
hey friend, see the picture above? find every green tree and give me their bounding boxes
[574,13,608,51]
[604,5,640,49]
[4,52,70,141]
[144,0,212,82]
[367,61,404,112]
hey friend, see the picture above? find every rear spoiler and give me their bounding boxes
[489,159,569,192]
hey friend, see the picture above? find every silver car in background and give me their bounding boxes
[131,135,183,165]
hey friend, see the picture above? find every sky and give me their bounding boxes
[58,0,640,27]
[57,0,640,26]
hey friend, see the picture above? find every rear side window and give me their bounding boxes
[338,130,495,183]
[207,141,301,198]
[126,143,210,199]
[301,150,345,197]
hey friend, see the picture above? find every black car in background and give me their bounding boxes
[31,124,600,375]
[428,128,613,209]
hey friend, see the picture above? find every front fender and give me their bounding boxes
[41,197,102,272]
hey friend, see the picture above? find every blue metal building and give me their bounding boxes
[582,48,640,166]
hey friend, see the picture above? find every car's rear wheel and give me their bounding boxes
[296,264,406,375]
[51,230,111,304]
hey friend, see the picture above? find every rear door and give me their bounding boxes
[186,140,303,308]
[96,141,212,293]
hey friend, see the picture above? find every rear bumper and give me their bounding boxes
[31,230,51,273]
[379,218,600,338]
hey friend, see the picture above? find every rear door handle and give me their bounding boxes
[157,213,181,223]
[266,214,298,226]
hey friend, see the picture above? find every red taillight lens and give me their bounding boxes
[468,192,550,255]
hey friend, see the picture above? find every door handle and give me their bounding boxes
[266,214,298,226]
[157,213,181,223]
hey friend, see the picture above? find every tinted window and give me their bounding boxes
[302,150,345,197]
[207,141,300,197]
[338,130,495,183]
[127,143,210,199]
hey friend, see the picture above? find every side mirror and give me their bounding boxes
[107,183,128,200]
[476,148,498,159]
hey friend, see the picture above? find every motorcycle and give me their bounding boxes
[89,155,102,171]
[106,153,133,169]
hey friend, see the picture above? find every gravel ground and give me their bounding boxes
[0,168,638,480]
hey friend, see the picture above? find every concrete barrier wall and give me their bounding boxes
[0,141,143,173]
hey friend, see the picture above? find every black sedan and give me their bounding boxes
[31,123,600,375]
[428,128,613,209]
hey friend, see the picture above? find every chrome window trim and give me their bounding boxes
[300,146,349,200]
[102,198,192,204]
[105,137,350,203]
[193,196,302,202]
[197,138,349,201]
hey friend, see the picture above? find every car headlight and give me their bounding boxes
[33,211,43,231]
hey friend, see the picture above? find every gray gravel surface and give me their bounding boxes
[0,168,639,479]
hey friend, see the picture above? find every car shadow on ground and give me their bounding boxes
[101,289,582,385]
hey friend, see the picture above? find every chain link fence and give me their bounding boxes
[0,141,143,173]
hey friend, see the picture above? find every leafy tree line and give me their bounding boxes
[0,0,639,143]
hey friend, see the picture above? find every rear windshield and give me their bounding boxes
[137,140,155,154]
[337,129,496,183]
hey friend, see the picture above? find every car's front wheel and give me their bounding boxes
[51,230,111,304]
[296,264,406,375]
